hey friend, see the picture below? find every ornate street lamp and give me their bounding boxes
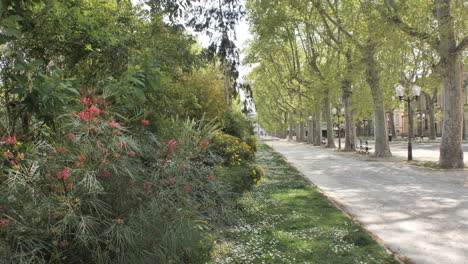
[395,84,421,161]
[332,107,345,149]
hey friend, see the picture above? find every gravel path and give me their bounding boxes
[264,138,468,264]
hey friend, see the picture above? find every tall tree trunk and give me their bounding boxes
[288,111,294,140]
[426,91,437,140]
[325,97,336,148]
[388,109,396,138]
[299,122,305,142]
[282,111,288,139]
[313,111,322,146]
[436,0,464,168]
[307,114,314,144]
[296,121,300,142]
[342,62,356,151]
[363,42,392,157]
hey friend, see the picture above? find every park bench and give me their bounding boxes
[358,140,372,154]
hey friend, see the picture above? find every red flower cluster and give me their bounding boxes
[3,136,17,145]
[201,141,210,147]
[59,240,70,248]
[102,171,112,178]
[144,184,152,191]
[127,151,136,157]
[168,140,178,148]
[184,185,192,192]
[168,178,176,184]
[109,121,122,128]
[66,133,76,139]
[80,97,92,105]
[77,106,101,121]
[141,120,150,126]
[56,147,67,154]
[1,219,10,228]
[56,168,71,180]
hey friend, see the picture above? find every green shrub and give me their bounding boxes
[216,163,265,193]
[0,94,233,263]
[245,135,258,152]
[221,111,253,140]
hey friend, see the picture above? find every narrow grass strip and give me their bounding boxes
[210,143,399,264]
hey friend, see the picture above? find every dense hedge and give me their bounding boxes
[0,94,259,263]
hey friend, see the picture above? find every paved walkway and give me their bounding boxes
[263,137,468,264]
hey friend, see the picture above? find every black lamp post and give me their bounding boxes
[395,84,421,161]
[332,107,345,149]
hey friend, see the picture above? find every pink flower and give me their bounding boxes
[201,141,210,147]
[86,106,101,115]
[184,185,192,192]
[127,151,136,157]
[5,136,17,145]
[59,240,70,248]
[77,111,92,121]
[168,140,177,148]
[80,97,92,105]
[1,219,10,228]
[66,133,76,139]
[56,147,67,154]
[101,148,109,153]
[102,171,112,178]
[160,159,167,165]
[56,168,71,180]
[168,178,176,184]
[119,142,126,148]
[141,120,150,126]
[109,121,122,128]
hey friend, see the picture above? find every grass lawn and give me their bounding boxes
[209,143,399,264]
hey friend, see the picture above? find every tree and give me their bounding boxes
[382,0,466,167]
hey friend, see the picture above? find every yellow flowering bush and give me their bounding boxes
[209,132,255,166]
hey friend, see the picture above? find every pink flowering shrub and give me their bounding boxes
[0,94,234,263]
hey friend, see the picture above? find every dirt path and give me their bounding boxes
[264,138,468,264]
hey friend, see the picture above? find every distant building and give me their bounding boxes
[394,65,468,139]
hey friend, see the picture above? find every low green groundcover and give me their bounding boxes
[209,143,399,264]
